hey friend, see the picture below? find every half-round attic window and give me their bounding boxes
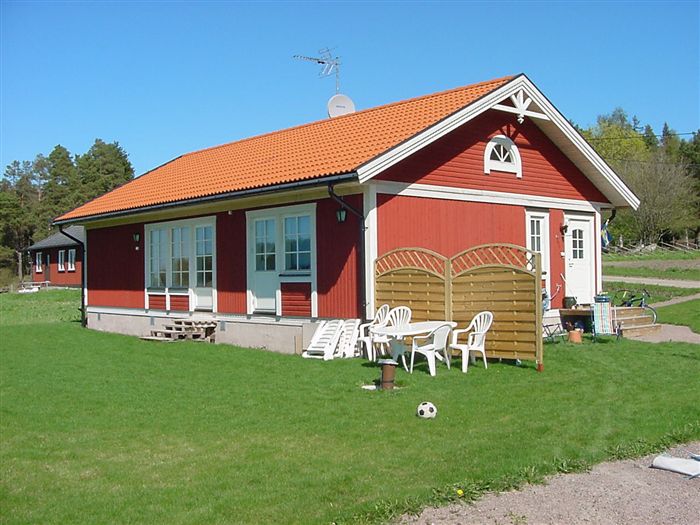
[484,135,522,178]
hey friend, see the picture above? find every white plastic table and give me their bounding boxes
[371,321,457,369]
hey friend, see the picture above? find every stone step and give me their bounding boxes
[621,324,662,337]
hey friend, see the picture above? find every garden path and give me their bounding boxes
[602,275,700,289]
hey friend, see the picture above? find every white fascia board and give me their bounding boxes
[374,180,606,213]
[357,75,639,210]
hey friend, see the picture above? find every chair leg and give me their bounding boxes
[479,350,488,369]
[426,353,436,377]
[409,349,415,374]
[461,351,469,373]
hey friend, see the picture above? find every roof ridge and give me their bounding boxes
[177,75,516,161]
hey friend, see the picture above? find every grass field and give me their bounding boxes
[603,265,700,281]
[603,251,700,263]
[1,291,699,524]
[602,281,700,304]
[656,299,700,333]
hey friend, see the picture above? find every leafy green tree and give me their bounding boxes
[76,139,134,200]
[642,124,658,150]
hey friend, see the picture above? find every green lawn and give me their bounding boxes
[656,299,700,333]
[603,281,700,304]
[1,291,699,524]
[604,265,700,281]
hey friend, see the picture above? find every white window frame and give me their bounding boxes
[58,250,66,272]
[35,252,43,273]
[484,135,522,178]
[67,249,76,272]
[144,216,217,311]
[246,203,317,317]
[525,209,550,295]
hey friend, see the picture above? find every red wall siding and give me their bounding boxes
[31,247,82,286]
[316,196,362,318]
[377,194,525,257]
[281,282,312,317]
[378,110,609,203]
[148,294,166,310]
[216,210,247,314]
[87,224,144,308]
[169,294,190,311]
[548,209,566,309]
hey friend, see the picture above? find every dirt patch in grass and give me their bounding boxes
[604,259,700,270]
[398,441,700,525]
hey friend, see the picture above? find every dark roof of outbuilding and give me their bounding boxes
[27,225,85,251]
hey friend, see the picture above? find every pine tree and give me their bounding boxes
[76,139,134,200]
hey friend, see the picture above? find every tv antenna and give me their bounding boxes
[293,48,341,93]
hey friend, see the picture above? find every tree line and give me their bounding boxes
[0,140,133,284]
[580,110,699,246]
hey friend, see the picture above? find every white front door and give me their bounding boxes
[564,214,595,304]
[251,218,278,313]
[193,225,214,310]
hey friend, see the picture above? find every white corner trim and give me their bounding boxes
[374,180,605,213]
[356,75,639,210]
[363,185,378,319]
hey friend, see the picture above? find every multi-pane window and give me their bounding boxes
[284,215,311,271]
[67,249,76,271]
[35,252,43,273]
[529,218,542,253]
[490,143,514,163]
[195,226,213,287]
[255,219,276,271]
[149,229,168,287]
[572,229,584,259]
[171,227,190,288]
[58,250,66,271]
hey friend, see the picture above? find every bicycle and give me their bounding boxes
[611,288,657,324]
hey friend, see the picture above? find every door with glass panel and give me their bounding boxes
[252,218,277,312]
[564,215,594,304]
[193,225,214,310]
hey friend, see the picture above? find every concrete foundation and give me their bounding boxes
[86,310,320,354]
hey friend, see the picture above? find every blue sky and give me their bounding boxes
[1,1,698,177]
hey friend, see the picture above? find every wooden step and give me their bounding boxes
[172,319,217,327]
[621,324,662,337]
[617,315,656,327]
[140,336,176,342]
[613,306,646,316]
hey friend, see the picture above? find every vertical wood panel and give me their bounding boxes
[169,295,190,311]
[281,282,312,317]
[216,210,247,314]
[87,224,144,308]
[148,294,166,310]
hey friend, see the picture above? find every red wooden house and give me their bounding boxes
[54,75,638,352]
[27,225,84,287]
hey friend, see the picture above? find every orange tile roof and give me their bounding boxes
[57,75,515,222]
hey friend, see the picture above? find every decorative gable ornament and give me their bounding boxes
[493,88,549,124]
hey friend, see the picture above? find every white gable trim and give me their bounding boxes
[357,75,639,210]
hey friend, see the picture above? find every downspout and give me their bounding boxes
[59,226,86,328]
[328,184,367,322]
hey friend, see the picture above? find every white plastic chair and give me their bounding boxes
[409,323,452,376]
[357,304,390,361]
[449,311,493,373]
[386,306,412,369]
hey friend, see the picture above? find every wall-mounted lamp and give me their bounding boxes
[133,232,141,250]
[560,223,569,235]
[336,208,347,223]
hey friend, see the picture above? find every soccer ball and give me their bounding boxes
[416,401,437,419]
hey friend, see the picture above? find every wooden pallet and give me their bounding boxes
[141,318,217,343]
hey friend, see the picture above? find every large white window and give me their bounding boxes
[484,135,522,178]
[171,227,190,288]
[195,225,213,288]
[35,252,43,273]
[284,215,311,271]
[525,210,550,294]
[145,217,217,311]
[68,249,76,271]
[58,250,66,272]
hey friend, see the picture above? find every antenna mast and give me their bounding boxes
[293,47,341,93]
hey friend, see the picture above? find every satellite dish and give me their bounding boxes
[327,93,356,118]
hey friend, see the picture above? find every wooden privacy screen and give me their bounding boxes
[375,244,543,370]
